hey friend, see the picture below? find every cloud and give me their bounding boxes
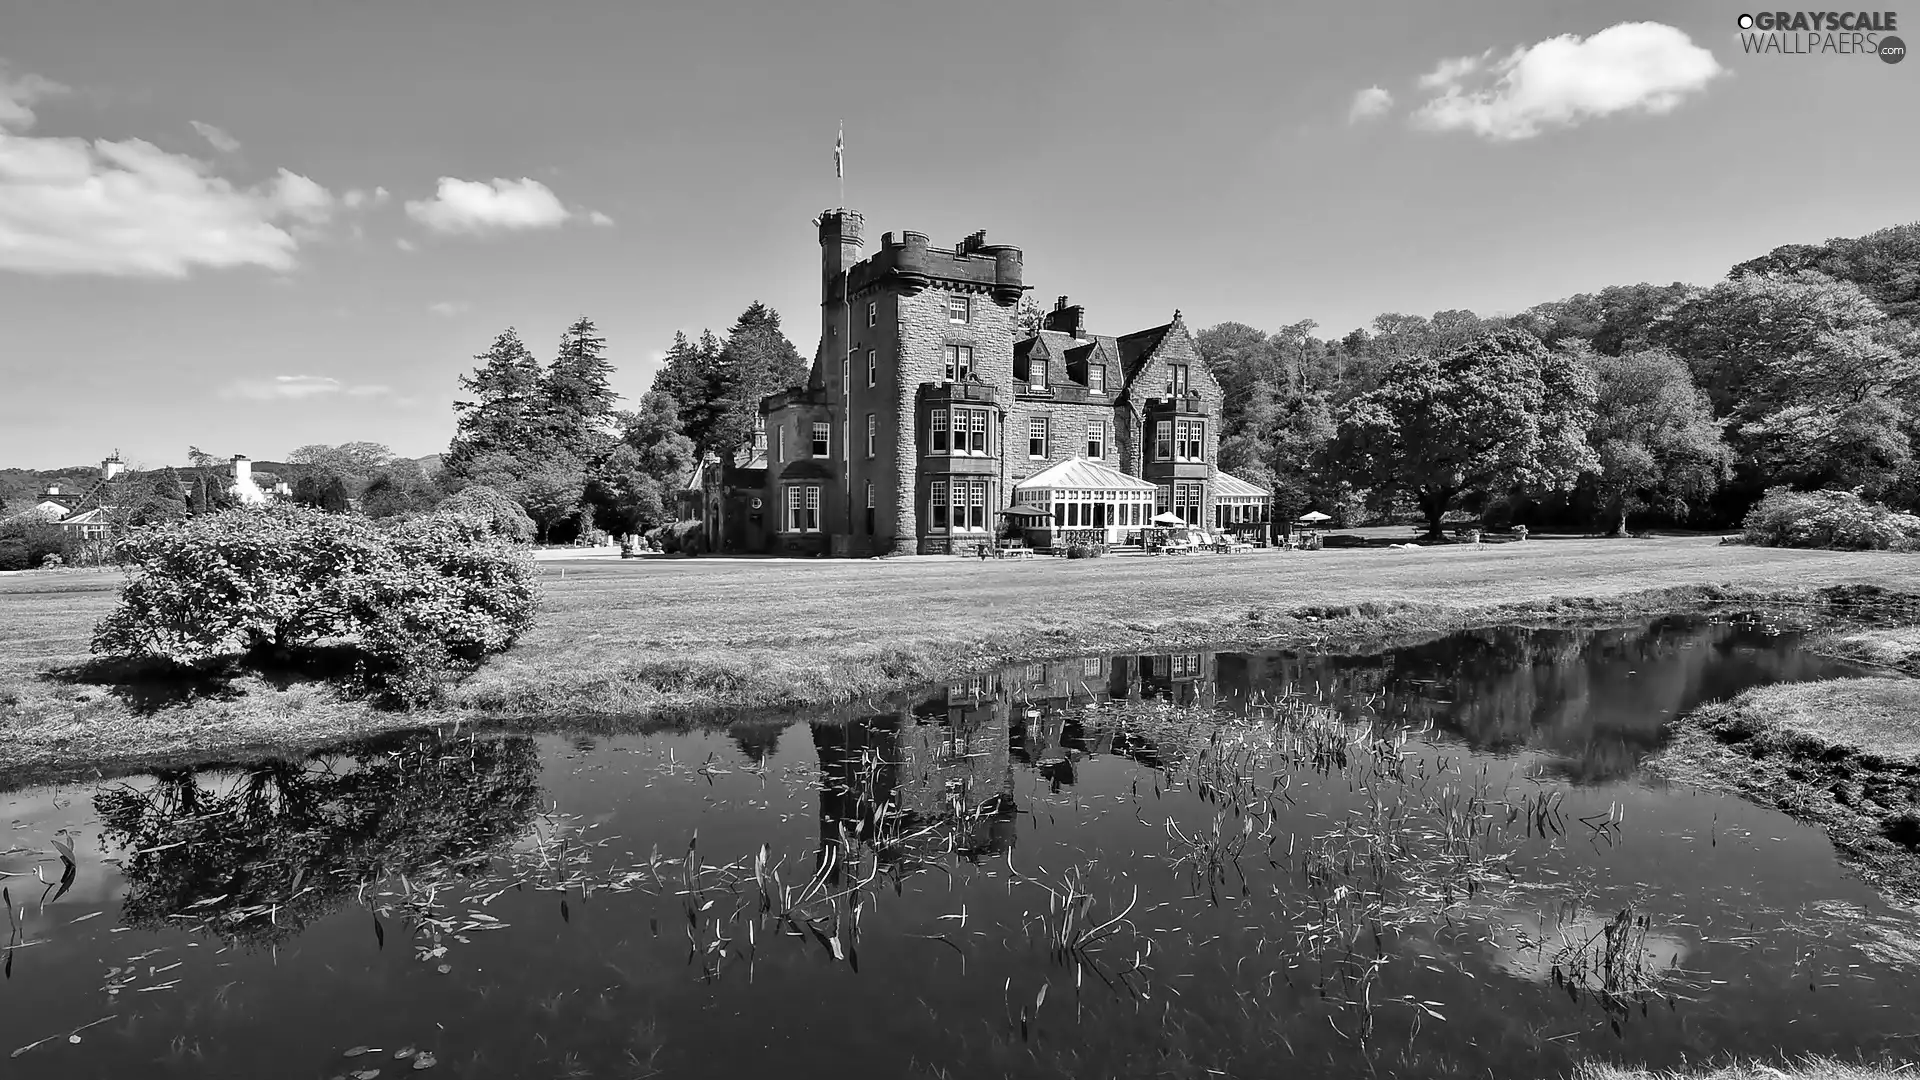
[1347,86,1394,123]
[189,120,241,154]
[395,237,416,252]
[219,374,391,401]
[0,64,342,277]
[427,300,470,317]
[341,185,390,210]
[404,176,572,234]
[1410,22,1723,141]
[588,210,616,227]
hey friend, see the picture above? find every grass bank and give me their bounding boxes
[1808,622,1920,676]
[4,536,1917,782]
[1573,1060,1913,1080]
[1651,678,1920,898]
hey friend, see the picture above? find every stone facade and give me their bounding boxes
[737,208,1227,556]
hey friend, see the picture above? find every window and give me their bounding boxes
[1169,364,1190,396]
[1172,654,1202,678]
[930,479,989,533]
[931,408,949,454]
[1175,482,1202,525]
[777,427,785,462]
[865,481,875,535]
[969,410,988,454]
[1156,485,1170,515]
[1088,364,1105,394]
[811,422,830,457]
[753,414,767,454]
[1176,420,1203,461]
[945,345,973,382]
[1030,358,1047,390]
[867,350,876,388]
[785,485,821,532]
[1081,657,1104,679]
[867,301,877,327]
[1029,416,1048,459]
[866,413,876,458]
[948,293,971,324]
[1154,421,1172,461]
[950,408,966,455]
[1086,420,1105,459]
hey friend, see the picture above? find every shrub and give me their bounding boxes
[1064,543,1104,559]
[0,519,70,570]
[436,485,536,544]
[1738,487,1920,551]
[91,504,540,707]
[653,521,708,555]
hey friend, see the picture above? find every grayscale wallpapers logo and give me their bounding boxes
[1737,11,1906,61]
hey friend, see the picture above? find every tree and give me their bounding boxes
[292,473,352,513]
[540,316,621,461]
[1577,346,1733,535]
[286,443,396,483]
[586,391,698,535]
[361,459,443,520]
[1329,329,1597,539]
[462,450,586,544]
[437,485,536,543]
[649,305,805,462]
[446,329,547,476]
[183,447,238,515]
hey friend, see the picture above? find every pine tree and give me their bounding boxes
[447,329,545,475]
[541,316,621,460]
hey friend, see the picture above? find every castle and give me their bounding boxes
[694,208,1270,556]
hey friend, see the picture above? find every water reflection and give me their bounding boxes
[94,731,541,947]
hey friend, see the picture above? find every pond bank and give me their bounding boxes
[1651,677,1920,899]
[1575,1060,1913,1080]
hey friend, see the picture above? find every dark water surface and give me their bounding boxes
[5,616,1919,1079]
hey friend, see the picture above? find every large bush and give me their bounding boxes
[1738,487,1920,550]
[92,504,540,705]
[436,485,536,544]
[0,518,70,571]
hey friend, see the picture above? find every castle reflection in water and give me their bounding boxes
[808,650,1274,867]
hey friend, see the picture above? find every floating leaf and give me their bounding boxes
[344,1046,372,1058]
[352,1069,381,1080]
[436,964,451,974]
[393,1046,417,1060]
[412,1052,437,1070]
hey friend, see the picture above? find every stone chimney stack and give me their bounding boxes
[1043,295,1087,339]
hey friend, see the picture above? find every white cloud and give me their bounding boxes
[189,120,241,154]
[1411,22,1724,141]
[427,300,470,317]
[0,66,65,128]
[395,237,416,252]
[219,374,390,401]
[1347,86,1394,123]
[588,210,616,227]
[404,176,572,235]
[0,64,342,277]
[341,185,392,210]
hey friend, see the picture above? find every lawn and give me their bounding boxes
[2,535,1917,776]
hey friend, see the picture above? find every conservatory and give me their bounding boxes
[1212,470,1274,540]
[1012,457,1160,546]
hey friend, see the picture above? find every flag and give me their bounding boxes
[835,123,844,179]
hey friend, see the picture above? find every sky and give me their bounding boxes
[1,0,1914,469]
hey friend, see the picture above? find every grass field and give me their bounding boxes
[3,534,1917,777]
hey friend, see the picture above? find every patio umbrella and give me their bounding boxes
[1151,512,1187,526]
[1000,505,1053,518]
[1297,511,1332,523]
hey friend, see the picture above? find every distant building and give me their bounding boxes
[693,208,1269,555]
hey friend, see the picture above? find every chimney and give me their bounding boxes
[960,230,987,255]
[1043,296,1087,339]
[102,453,125,481]
[46,484,60,496]
[230,454,252,485]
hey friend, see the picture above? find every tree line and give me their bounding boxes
[1198,221,1920,536]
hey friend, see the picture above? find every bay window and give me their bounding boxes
[931,408,948,453]
[928,478,990,532]
[785,485,821,532]
[1154,421,1172,461]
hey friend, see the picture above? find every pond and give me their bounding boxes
[4,615,1918,1079]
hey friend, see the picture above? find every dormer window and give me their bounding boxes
[1029,358,1047,390]
[948,294,971,324]
[1088,365,1105,393]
